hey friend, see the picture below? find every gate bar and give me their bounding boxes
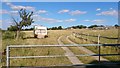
[8,44,120,48]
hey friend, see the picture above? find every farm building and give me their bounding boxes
[93,27,106,30]
[34,25,48,38]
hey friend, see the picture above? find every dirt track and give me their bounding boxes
[57,36,83,65]
[66,35,109,61]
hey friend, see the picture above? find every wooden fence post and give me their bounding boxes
[98,34,100,64]
[98,34,100,44]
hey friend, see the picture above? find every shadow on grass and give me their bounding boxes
[23,36,48,39]
[2,60,120,68]
[23,37,36,39]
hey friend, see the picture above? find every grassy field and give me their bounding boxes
[2,30,73,66]
[73,29,118,44]
[1,29,119,66]
[10,57,71,66]
[73,29,118,38]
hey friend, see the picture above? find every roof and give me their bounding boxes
[34,25,47,30]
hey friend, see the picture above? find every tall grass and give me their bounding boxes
[2,31,15,39]
[2,30,73,66]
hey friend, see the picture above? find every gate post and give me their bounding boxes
[6,46,10,67]
[98,34,101,66]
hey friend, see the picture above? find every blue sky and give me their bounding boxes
[1,2,118,29]
[1,0,120,2]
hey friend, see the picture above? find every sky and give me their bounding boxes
[1,0,120,2]
[0,2,118,30]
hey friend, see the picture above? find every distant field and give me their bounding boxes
[73,29,118,38]
[1,29,119,66]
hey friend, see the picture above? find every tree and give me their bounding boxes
[58,26,62,30]
[78,25,87,29]
[7,25,18,31]
[71,25,87,29]
[53,27,57,30]
[114,24,119,28]
[23,28,34,30]
[88,25,98,28]
[12,9,34,39]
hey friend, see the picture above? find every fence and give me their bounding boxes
[73,32,118,44]
[6,44,120,67]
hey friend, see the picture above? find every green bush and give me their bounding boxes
[2,30,26,39]
[2,31,15,39]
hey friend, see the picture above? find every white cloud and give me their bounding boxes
[41,18,61,23]
[32,15,76,23]
[0,20,2,23]
[0,20,2,26]
[12,6,35,11]
[96,8,101,11]
[110,8,113,10]
[84,19,106,24]
[0,10,9,14]
[10,11,18,13]
[96,10,118,16]
[6,2,35,11]
[58,10,87,16]
[32,15,63,23]
[83,20,91,22]
[0,19,13,24]
[6,2,14,6]
[92,19,106,23]
[0,9,19,16]
[36,10,47,14]
[58,9,69,13]
[31,23,40,26]
[69,10,87,15]
[65,19,76,22]
[10,11,18,15]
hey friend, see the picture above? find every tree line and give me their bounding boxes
[8,24,119,31]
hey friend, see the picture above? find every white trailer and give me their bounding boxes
[34,25,48,38]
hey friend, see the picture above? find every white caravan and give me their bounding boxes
[34,25,47,38]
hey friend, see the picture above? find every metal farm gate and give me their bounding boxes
[6,44,120,67]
